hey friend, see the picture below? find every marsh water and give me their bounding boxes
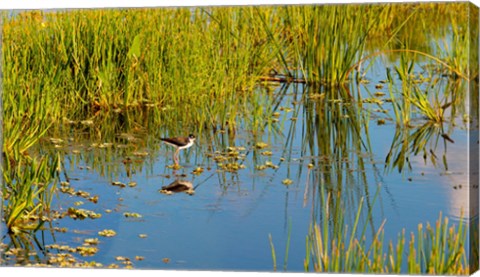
[1,4,478,273]
[11,64,474,271]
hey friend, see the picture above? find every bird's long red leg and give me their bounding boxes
[173,149,180,165]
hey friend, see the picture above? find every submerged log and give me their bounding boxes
[258,76,307,84]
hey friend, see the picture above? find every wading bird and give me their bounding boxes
[160,134,196,165]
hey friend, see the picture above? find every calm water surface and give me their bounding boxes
[41,61,475,271]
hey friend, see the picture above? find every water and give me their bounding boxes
[51,123,315,271]
[26,60,475,271]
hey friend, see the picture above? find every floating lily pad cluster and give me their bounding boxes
[35,171,146,268]
[208,146,247,173]
[60,181,99,203]
[64,207,102,220]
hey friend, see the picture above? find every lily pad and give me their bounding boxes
[98,229,117,237]
[255,142,269,149]
[123,212,143,218]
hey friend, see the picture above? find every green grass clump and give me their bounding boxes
[2,155,59,235]
[284,4,375,87]
[305,199,468,274]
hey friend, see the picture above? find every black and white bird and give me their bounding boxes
[160,134,196,165]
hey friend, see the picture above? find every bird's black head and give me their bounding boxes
[188,134,195,139]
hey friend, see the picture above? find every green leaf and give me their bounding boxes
[128,34,142,59]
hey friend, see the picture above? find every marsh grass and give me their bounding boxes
[2,4,473,149]
[2,155,59,234]
[3,3,473,127]
[283,5,376,87]
[305,185,468,274]
[306,211,468,274]
[2,8,277,133]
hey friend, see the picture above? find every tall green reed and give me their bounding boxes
[305,182,468,274]
[282,4,379,88]
[306,210,468,273]
[2,154,59,234]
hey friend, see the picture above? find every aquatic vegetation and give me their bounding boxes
[123,212,142,218]
[255,161,279,171]
[255,142,269,149]
[1,2,476,272]
[76,246,99,257]
[111,181,127,188]
[283,5,376,87]
[83,238,99,245]
[98,229,117,237]
[46,253,103,268]
[46,243,100,257]
[115,256,134,268]
[282,178,293,186]
[60,182,99,203]
[306,208,468,274]
[166,164,183,170]
[220,162,246,173]
[2,155,59,234]
[208,146,248,173]
[128,182,137,187]
[301,172,468,274]
[192,167,204,175]
[384,121,453,173]
[65,207,102,220]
